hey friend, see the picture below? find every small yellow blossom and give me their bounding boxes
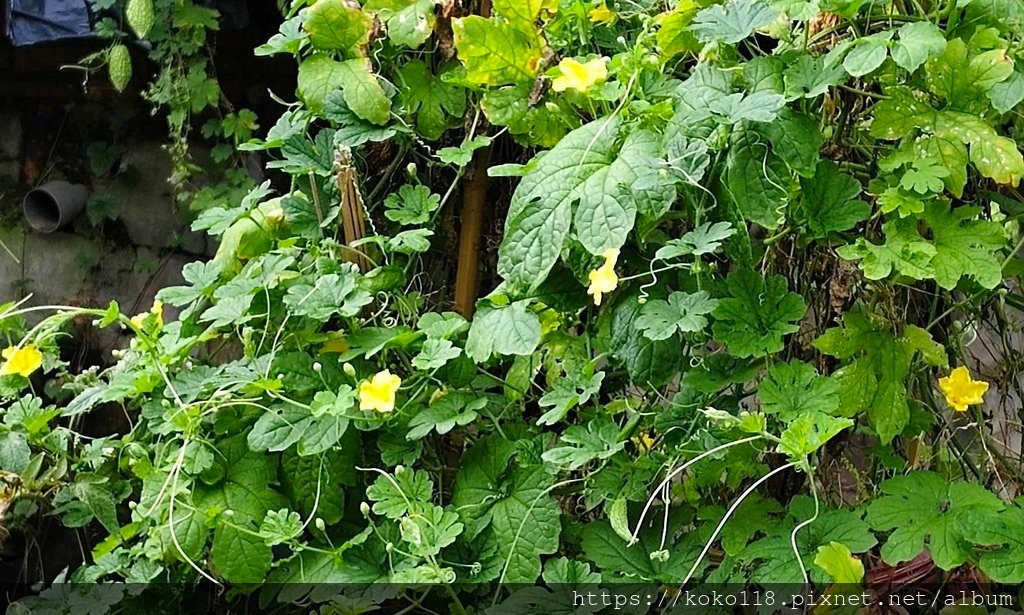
[588,3,616,24]
[359,369,402,414]
[130,300,164,330]
[587,248,620,306]
[938,366,989,412]
[551,57,608,93]
[633,432,656,451]
[0,344,43,378]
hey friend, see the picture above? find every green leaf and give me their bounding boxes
[0,430,29,473]
[924,40,1013,113]
[712,269,806,359]
[655,222,736,260]
[890,21,946,73]
[757,108,823,177]
[383,184,441,225]
[842,31,893,77]
[970,132,1024,187]
[742,500,876,584]
[406,392,485,439]
[452,15,542,86]
[722,128,793,229]
[465,300,541,362]
[452,437,560,583]
[777,412,853,459]
[837,217,936,281]
[635,291,718,341]
[212,524,272,583]
[303,0,373,54]
[758,360,840,421]
[814,542,865,584]
[964,506,1024,584]
[867,471,1004,570]
[396,60,466,140]
[988,69,1024,113]
[581,514,704,582]
[259,509,303,546]
[437,136,492,166]
[690,0,777,44]
[920,202,1005,289]
[900,159,949,194]
[876,187,924,218]
[364,0,436,48]
[814,310,946,442]
[399,504,464,557]
[537,369,604,425]
[412,338,463,371]
[366,466,434,519]
[284,271,373,319]
[297,55,391,122]
[195,435,287,583]
[798,160,870,237]
[657,2,701,57]
[541,418,625,470]
[497,117,621,290]
[609,295,684,386]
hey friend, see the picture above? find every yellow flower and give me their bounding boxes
[130,300,164,330]
[587,248,620,306]
[938,366,989,412]
[551,57,608,93]
[588,3,616,24]
[359,369,402,414]
[633,431,656,452]
[0,344,43,378]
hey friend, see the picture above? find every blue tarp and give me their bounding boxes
[5,0,93,46]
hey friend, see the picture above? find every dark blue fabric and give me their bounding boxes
[6,0,92,46]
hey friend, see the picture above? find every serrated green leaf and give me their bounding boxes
[891,21,946,73]
[303,0,373,54]
[798,161,870,237]
[758,360,840,421]
[867,471,1004,570]
[814,542,864,584]
[712,269,806,358]
[396,60,465,140]
[691,0,777,44]
[920,202,1005,289]
[497,117,621,290]
[297,55,391,122]
[635,291,718,341]
[465,300,541,362]
[364,0,436,48]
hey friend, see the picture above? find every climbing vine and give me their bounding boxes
[4,0,1024,611]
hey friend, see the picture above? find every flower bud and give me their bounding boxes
[385,541,394,553]
[360,502,370,516]
[315,518,326,532]
[406,162,417,178]
[312,362,322,373]
[343,363,356,377]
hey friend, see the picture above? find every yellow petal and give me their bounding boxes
[359,369,402,413]
[551,57,608,92]
[588,4,615,23]
[938,366,988,412]
[0,344,43,378]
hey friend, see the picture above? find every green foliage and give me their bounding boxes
[11,0,1024,610]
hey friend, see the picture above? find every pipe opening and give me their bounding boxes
[23,189,62,233]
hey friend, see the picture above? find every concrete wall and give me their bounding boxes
[0,109,210,355]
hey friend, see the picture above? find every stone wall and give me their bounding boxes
[0,107,212,356]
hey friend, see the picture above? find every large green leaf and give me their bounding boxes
[465,299,542,362]
[797,160,870,238]
[304,0,373,55]
[497,117,621,291]
[452,15,543,86]
[395,60,465,140]
[867,471,1004,570]
[920,202,1005,289]
[721,129,793,229]
[297,55,391,122]
[452,437,561,583]
[364,0,436,48]
[712,269,806,359]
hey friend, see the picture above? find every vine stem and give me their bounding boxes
[630,435,763,544]
[673,461,796,603]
